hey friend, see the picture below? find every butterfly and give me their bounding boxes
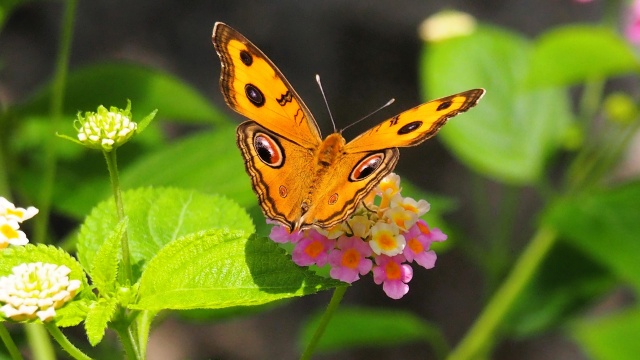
[212,22,484,232]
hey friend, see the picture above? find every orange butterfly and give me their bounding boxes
[212,22,484,232]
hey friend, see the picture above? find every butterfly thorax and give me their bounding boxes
[316,133,346,166]
[293,133,346,228]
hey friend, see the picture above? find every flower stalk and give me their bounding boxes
[446,227,558,360]
[44,323,92,360]
[0,324,23,360]
[299,285,348,360]
[104,150,133,285]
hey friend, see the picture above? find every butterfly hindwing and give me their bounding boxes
[236,121,315,228]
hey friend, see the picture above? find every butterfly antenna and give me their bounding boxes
[315,74,338,132]
[341,98,395,133]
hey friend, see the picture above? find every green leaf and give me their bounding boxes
[299,307,448,357]
[15,62,228,124]
[85,298,118,346]
[54,299,91,328]
[90,218,127,295]
[420,25,573,184]
[77,187,254,282]
[136,108,158,133]
[178,301,286,322]
[119,128,256,208]
[132,231,341,310]
[527,26,639,88]
[571,308,640,360]
[544,181,640,292]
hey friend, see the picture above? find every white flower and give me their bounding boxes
[75,102,137,151]
[0,197,39,223]
[384,206,419,232]
[376,173,402,199]
[0,218,29,249]
[0,263,81,322]
[369,222,406,256]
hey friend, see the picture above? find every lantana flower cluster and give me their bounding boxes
[74,101,137,151]
[0,197,38,249]
[0,198,81,321]
[0,262,81,322]
[269,173,447,299]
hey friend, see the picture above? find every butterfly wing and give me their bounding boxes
[212,22,322,148]
[345,89,485,152]
[236,121,315,229]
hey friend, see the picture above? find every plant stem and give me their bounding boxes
[114,321,140,360]
[33,0,78,244]
[24,323,55,360]
[300,286,348,360]
[446,226,558,360]
[590,118,640,185]
[135,310,156,359]
[0,324,23,360]
[44,323,91,360]
[103,149,133,285]
[486,185,520,291]
[566,77,606,193]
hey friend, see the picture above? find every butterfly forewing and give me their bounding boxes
[213,22,322,148]
[344,89,485,152]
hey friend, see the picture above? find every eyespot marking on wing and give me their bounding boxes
[254,132,284,168]
[240,50,253,66]
[349,153,385,182]
[397,121,423,135]
[279,185,288,198]
[437,100,452,111]
[245,83,265,107]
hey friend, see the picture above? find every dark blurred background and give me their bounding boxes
[0,1,607,359]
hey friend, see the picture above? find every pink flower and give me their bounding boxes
[403,220,447,269]
[292,229,334,266]
[329,236,373,283]
[269,225,303,244]
[625,0,640,44]
[372,255,413,299]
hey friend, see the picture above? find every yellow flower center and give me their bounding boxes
[1,223,18,240]
[401,203,418,213]
[377,232,397,251]
[5,208,25,218]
